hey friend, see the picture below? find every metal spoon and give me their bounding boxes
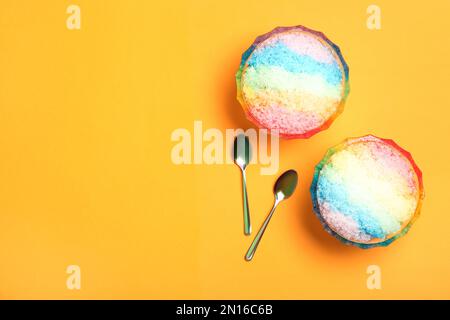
[233,134,252,235]
[245,169,298,261]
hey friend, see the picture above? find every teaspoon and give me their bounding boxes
[233,134,252,235]
[245,169,298,261]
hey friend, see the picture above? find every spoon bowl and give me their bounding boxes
[233,134,251,169]
[274,170,298,201]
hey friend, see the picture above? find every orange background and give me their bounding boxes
[0,0,449,299]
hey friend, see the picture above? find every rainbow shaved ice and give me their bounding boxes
[236,26,349,138]
[310,135,424,248]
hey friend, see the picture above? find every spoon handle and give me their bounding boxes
[245,199,279,261]
[242,169,251,235]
